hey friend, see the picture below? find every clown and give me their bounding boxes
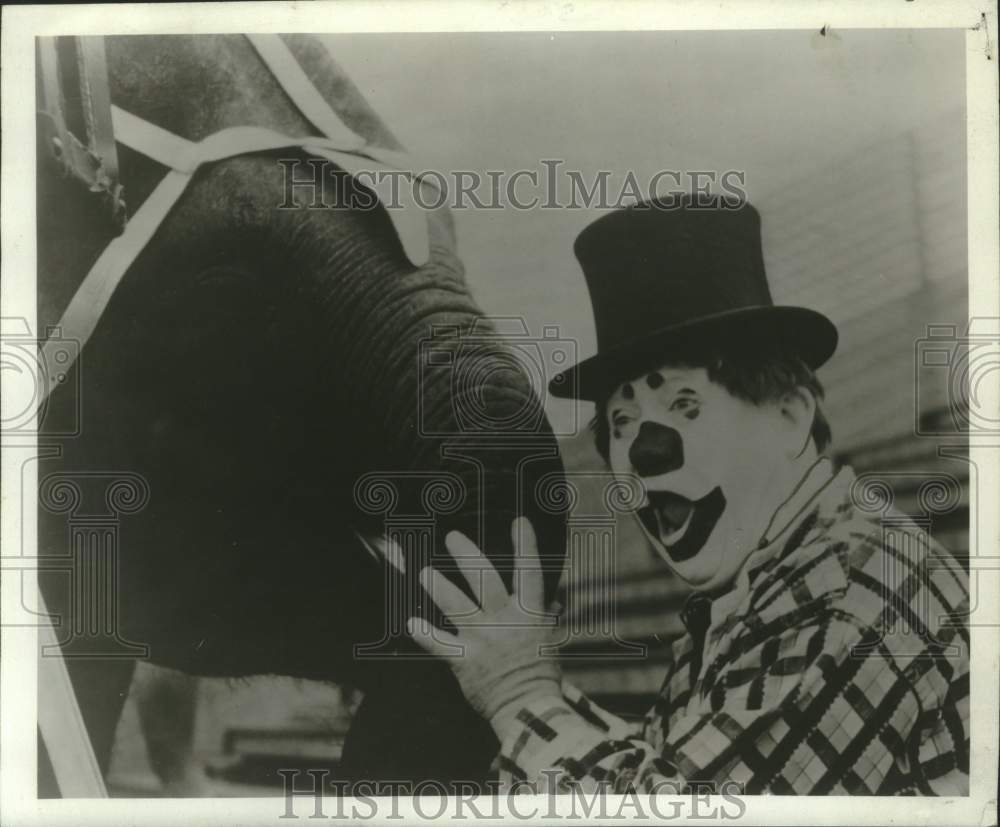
[408,197,970,796]
[599,349,829,593]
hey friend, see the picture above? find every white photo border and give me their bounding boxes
[2,2,997,825]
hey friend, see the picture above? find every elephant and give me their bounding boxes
[35,34,567,794]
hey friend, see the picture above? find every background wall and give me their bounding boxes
[328,28,967,435]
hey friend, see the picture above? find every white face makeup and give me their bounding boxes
[606,365,799,592]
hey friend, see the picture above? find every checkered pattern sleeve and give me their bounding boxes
[498,608,967,795]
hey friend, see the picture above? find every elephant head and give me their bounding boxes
[37,34,567,789]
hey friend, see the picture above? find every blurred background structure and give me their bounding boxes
[106,28,968,794]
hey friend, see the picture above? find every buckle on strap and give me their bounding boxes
[37,36,126,231]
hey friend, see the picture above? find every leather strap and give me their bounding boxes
[76,37,123,216]
[37,38,72,170]
[36,37,125,228]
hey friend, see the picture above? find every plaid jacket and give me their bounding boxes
[499,461,970,795]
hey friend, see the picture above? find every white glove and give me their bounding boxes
[406,518,564,732]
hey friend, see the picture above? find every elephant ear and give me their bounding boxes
[283,34,460,262]
[282,34,406,153]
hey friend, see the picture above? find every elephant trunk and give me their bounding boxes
[276,186,569,786]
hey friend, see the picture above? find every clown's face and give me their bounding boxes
[606,364,811,591]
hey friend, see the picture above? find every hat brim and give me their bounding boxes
[548,305,838,401]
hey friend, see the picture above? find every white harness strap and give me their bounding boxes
[245,33,368,152]
[40,34,432,405]
[37,590,108,798]
[244,35,416,172]
[40,168,192,406]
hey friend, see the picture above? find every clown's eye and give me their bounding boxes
[670,397,700,419]
[612,413,634,429]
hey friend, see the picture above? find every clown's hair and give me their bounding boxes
[590,345,832,463]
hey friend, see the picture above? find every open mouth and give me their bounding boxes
[637,487,727,563]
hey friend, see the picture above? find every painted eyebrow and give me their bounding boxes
[645,372,699,395]
[611,376,698,410]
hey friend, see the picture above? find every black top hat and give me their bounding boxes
[548,196,838,401]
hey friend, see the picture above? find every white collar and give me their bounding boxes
[757,456,836,548]
[706,456,836,630]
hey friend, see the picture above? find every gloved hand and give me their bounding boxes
[406,517,564,738]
